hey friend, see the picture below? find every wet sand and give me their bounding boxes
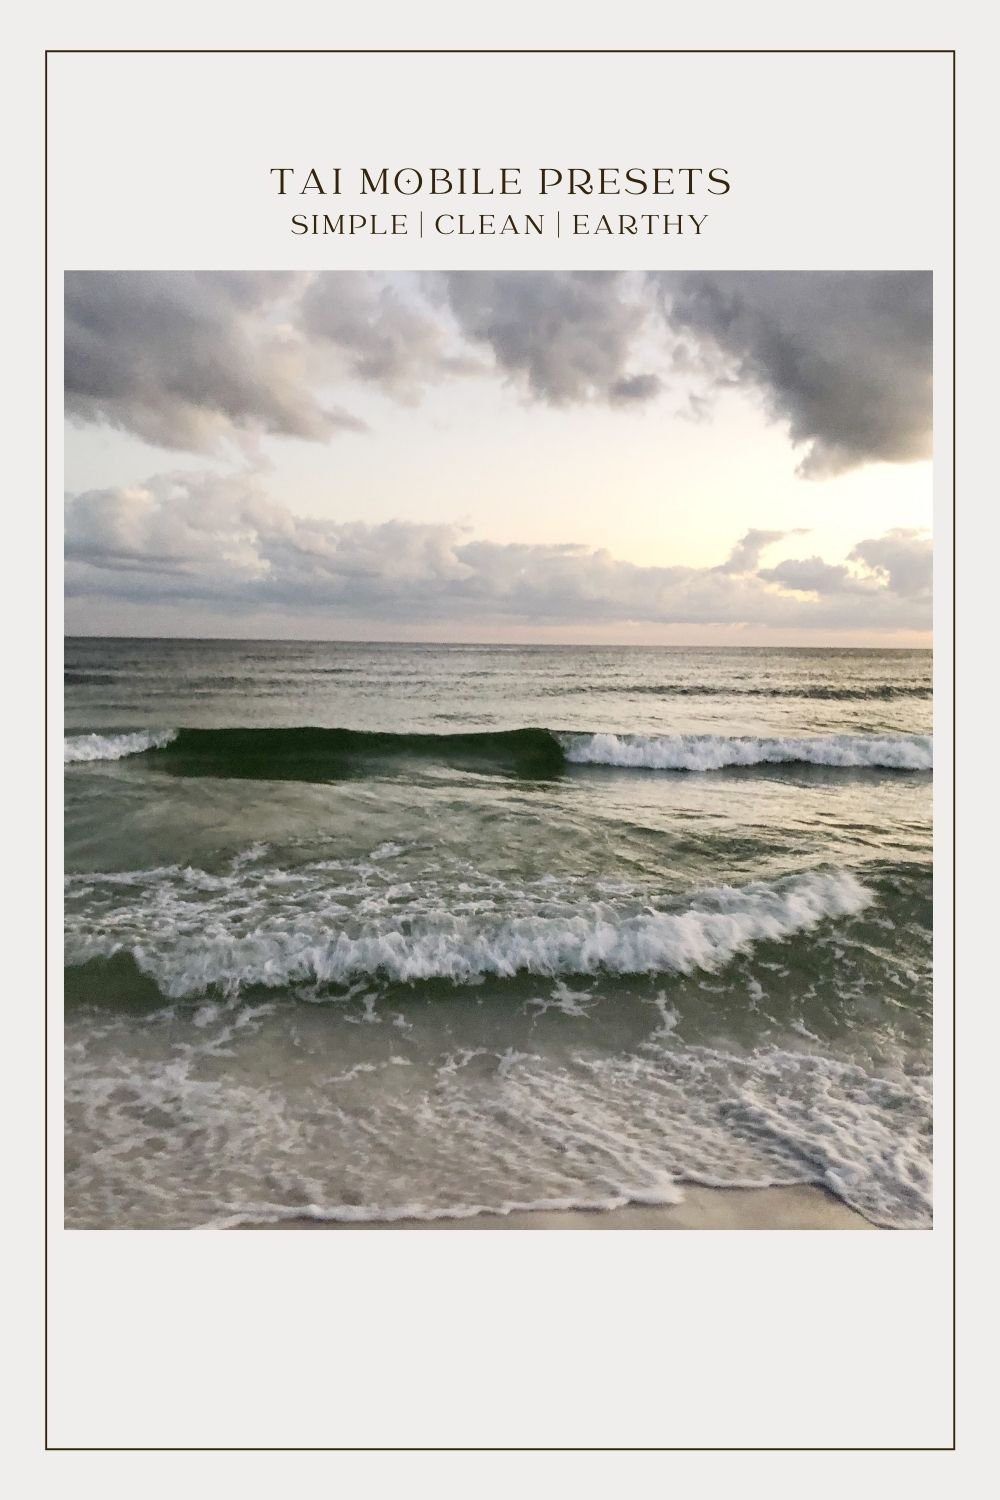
[238,1184,878,1230]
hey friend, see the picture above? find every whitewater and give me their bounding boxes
[63,725,933,774]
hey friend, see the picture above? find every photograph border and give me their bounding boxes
[43,43,959,1452]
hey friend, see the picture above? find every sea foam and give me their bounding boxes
[62,724,933,775]
[64,729,178,763]
[65,865,875,998]
[561,731,933,772]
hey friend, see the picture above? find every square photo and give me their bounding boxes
[63,270,932,1231]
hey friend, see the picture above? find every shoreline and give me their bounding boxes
[236,1184,879,1231]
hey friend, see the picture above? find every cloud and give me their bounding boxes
[609,372,663,404]
[719,528,807,574]
[655,271,932,476]
[760,529,931,603]
[437,271,662,406]
[65,472,932,633]
[759,556,863,595]
[65,471,287,577]
[849,528,933,597]
[300,271,480,398]
[66,271,932,478]
[64,271,366,453]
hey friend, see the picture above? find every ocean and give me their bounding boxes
[63,639,933,1230]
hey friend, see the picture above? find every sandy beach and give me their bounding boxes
[238,1184,877,1231]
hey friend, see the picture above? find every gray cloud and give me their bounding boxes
[849,528,933,598]
[609,372,664,405]
[66,271,932,478]
[759,556,863,595]
[300,271,480,399]
[719,528,807,574]
[759,529,932,603]
[656,271,932,476]
[437,271,662,406]
[65,472,931,633]
[64,271,367,453]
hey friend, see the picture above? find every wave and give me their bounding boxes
[561,732,933,772]
[63,724,933,777]
[63,724,564,778]
[64,866,874,998]
[64,729,178,763]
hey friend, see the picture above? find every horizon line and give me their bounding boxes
[63,633,932,651]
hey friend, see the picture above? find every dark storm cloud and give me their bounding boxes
[64,472,932,633]
[654,271,932,476]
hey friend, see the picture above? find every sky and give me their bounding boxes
[64,270,932,645]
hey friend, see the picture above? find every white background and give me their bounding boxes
[7,0,996,1486]
[44,28,959,1459]
[50,51,948,273]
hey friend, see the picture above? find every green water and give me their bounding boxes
[64,640,932,1229]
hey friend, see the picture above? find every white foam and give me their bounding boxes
[561,731,933,772]
[64,1010,931,1231]
[64,728,177,763]
[65,865,874,997]
[197,1186,686,1231]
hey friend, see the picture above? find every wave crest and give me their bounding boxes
[65,866,874,998]
[64,729,177,763]
[561,732,933,772]
[63,724,933,776]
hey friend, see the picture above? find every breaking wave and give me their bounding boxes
[561,731,933,772]
[63,724,933,777]
[64,729,178,763]
[65,865,874,999]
